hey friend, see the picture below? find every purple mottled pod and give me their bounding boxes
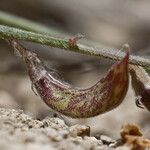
[8,39,129,118]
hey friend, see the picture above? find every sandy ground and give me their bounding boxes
[0,107,135,150]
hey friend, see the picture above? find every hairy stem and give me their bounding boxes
[0,11,110,47]
[0,24,150,71]
[0,11,64,36]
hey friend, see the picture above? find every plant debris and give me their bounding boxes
[120,124,150,150]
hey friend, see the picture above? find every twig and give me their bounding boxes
[0,24,150,71]
[0,11,65,36]
[0,11,106,47]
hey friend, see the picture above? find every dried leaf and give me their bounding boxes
[120,124,143,141]
[120,124,150,150]
[130,65,150,111]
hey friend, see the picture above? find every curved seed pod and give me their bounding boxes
[130,65,150,111]
[8,39,129,118]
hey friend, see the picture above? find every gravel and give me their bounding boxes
[0,108,131,150]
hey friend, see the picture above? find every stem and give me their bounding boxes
[0,24,150,71]
[0,11,65,36]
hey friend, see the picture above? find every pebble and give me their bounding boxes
[69,124,90,137]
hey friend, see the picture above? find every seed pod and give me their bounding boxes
[130,65,150,111]
[8,39,129,118]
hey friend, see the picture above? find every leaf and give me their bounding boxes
[130,65,150,111]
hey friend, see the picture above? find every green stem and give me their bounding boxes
[0,11,65,36]
[0,24,150,71]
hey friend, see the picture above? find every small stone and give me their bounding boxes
[109,139,123,148]
[100,135,115,145]
[81,136,102,149]
[42,117,68,130]
[69,124,90,137]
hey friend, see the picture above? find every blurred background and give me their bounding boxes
[0,0,149,139]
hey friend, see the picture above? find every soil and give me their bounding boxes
[0,107,132,150]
